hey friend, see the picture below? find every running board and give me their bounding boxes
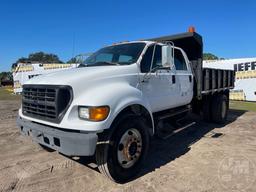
[156,121,196,140]
[162,122,196,139]
[158,108,190,120]
[157,106,191,121]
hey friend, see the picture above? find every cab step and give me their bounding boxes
[154,105,191,121]
[155,119,196,140]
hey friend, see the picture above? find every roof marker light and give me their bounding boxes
[188,26,196,33]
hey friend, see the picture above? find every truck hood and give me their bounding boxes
[24,65,138,86]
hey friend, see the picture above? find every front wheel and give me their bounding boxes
[96,115,150,183]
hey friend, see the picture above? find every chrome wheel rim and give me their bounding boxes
[117,128,142,168]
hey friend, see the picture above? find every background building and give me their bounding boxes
[203,58,256,101]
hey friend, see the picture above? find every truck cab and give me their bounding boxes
[139,42,193,111]
[17,30,234,183]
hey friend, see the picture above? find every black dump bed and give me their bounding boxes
[201,68,234,94]
[147,32,235,99]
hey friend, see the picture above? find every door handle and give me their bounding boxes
[172,75,176,84]
[141,78,149,83]
[189,75,192,82]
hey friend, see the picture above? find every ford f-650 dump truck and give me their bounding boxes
[17,29,234,183]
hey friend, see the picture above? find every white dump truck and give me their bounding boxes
[17,29,234,183]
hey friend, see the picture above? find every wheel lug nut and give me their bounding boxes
[128,131,133,135]
[118,143,124,151]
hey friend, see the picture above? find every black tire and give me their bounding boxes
[96,114,150,183]
[38,144,55,152]
[211,94,228,124]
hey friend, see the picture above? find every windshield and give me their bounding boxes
[83,43,146,66]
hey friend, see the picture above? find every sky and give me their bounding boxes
[0,0,256,72]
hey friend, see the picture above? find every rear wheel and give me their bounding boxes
[96,114,150,183]
[211,94,228,123]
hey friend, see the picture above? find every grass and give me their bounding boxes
[0,87,21,100]
[230,100,256,112]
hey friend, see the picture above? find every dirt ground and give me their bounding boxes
[0,100,256,192]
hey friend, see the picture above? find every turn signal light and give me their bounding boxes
[90,107,110,121]
[79,106,110,121]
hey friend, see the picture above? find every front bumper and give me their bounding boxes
[17,116,98,156]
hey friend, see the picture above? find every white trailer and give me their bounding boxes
[203,58,256,101]
[12,63,79,93]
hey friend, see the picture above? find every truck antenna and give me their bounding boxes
[72,32,76,59]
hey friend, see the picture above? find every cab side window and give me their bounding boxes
[174,49,187,70]
[140,45,154,73]
[151,45,162,69]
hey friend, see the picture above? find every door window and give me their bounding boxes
[140,45,154,73]
[151,45,162,70]
[174,49,187,70]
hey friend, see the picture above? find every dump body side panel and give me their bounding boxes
[201,68,235,94]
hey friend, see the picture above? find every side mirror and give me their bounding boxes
[162,45,174,69]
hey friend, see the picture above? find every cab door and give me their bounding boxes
[139,44,180,112]
[173,48,193,106]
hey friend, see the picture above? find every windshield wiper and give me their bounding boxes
[80,61,120,67]
[95,61,120,66]
[78,63,87,68]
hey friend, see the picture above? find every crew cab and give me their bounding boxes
[17,29,234,183]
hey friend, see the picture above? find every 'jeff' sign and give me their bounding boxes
[234,62,256,71]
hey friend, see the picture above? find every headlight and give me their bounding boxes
[78,106,110,121]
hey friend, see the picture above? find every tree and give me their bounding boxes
[0,72,13,81]
[15,52,63,64]
[16,57,29,63]
[203,53,219,60]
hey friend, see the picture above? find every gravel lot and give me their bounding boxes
[0,100,256,192]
